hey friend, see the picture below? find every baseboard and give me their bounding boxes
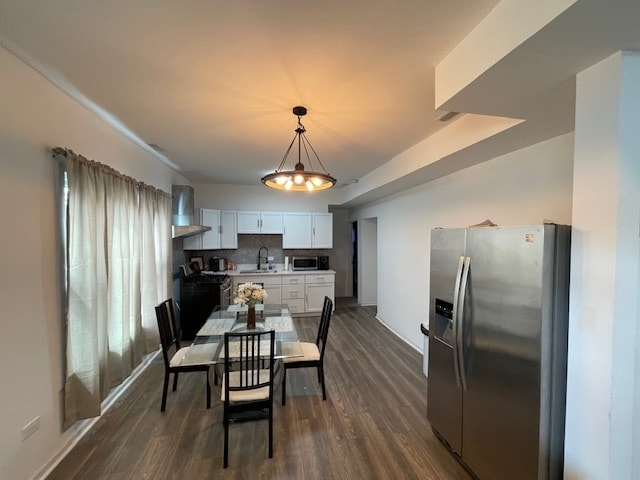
[374,314,422,355]
[33,349,160,480]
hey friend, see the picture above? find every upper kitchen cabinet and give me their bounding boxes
[237,211,283,234]
[312,213,333,248]
[219,211,238,248]
[184,209,237,250]
[283,212,333,249]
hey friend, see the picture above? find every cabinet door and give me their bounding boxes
[220,210,237,248]
[312,213,333,248]
[264,284,282,306]
[287,299,305,314]
[260,212,283,234]
[305,283,334,313]
[237,211,261,233]
[183,232,202,250]
[200,209,221,249]
[282,284,304,300]
[184,208,220,250]
[283,212,312,248]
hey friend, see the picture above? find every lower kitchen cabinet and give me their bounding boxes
[264,284,282,306]
[231,272,335,315]
[305,274,335,313]
[282,275,306,314]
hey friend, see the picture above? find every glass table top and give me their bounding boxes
[179,303,302,365]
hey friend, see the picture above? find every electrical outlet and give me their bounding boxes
[267,256,274,262]
[21,416,40,441]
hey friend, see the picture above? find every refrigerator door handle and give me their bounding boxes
[457,256,471,391]
[451,255,465,388]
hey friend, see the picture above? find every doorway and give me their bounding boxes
[356,217,378,306]
[351,221,358,298]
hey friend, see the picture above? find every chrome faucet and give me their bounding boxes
[257,246,268,270]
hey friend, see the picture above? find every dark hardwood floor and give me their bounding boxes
[47,298,472,480]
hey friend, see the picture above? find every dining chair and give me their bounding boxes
[155,299,212,412]
[281,296,333,405]
[222,329,276,468]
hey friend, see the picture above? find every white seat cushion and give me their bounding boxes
[221,369,271,402]
[169,344,217,367]
[169,347,192,367]
[283,341,320,364]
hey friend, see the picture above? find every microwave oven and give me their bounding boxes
[292,256,318,270]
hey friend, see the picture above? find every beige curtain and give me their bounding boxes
[62,149,171,428]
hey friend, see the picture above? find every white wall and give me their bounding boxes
[350,133,574,351]
[565,51,640,480]
[193,183,342,212]
[0,45,184,480]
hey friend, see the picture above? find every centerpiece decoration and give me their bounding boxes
[233,282,268,329]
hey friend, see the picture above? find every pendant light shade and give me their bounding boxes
[262,106,336,191]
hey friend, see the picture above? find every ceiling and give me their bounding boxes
[0,0,498,186]
[1,1,639,204]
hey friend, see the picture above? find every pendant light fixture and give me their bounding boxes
[261,106,336,191]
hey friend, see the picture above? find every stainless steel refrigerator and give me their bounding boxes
[427,224,570,480]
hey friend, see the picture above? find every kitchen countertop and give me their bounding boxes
[226,268,335,276]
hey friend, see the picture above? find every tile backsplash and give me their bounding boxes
[183,233,331,269]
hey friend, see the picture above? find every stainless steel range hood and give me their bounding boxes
[171,185,211,239]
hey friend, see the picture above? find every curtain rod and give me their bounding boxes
[52,146,170,197]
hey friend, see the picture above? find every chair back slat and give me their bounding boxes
[155,299,180,366]
[224,330,275,394]
[318,297,333,359]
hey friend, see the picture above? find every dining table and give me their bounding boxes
[179,303,303,365]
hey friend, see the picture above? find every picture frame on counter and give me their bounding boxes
[189,256,204,270]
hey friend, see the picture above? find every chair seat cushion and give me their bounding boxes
[221,370,271,402]
[169,347,192,367]
[283,341,320,364]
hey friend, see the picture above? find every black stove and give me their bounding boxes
[180,272,231,339]
[184,272,230,284]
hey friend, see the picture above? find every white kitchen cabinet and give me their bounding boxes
[282,212,312,248]
[220,210,238,248]
[312,213,333,248]
[264,284,282,306]
[305,273,335,313]
[281,275,306,314]
[283,212,333,248]
[237,211,283,234]
[231,272,334,315]
[184,209,221,250]
[184,209,237,250]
